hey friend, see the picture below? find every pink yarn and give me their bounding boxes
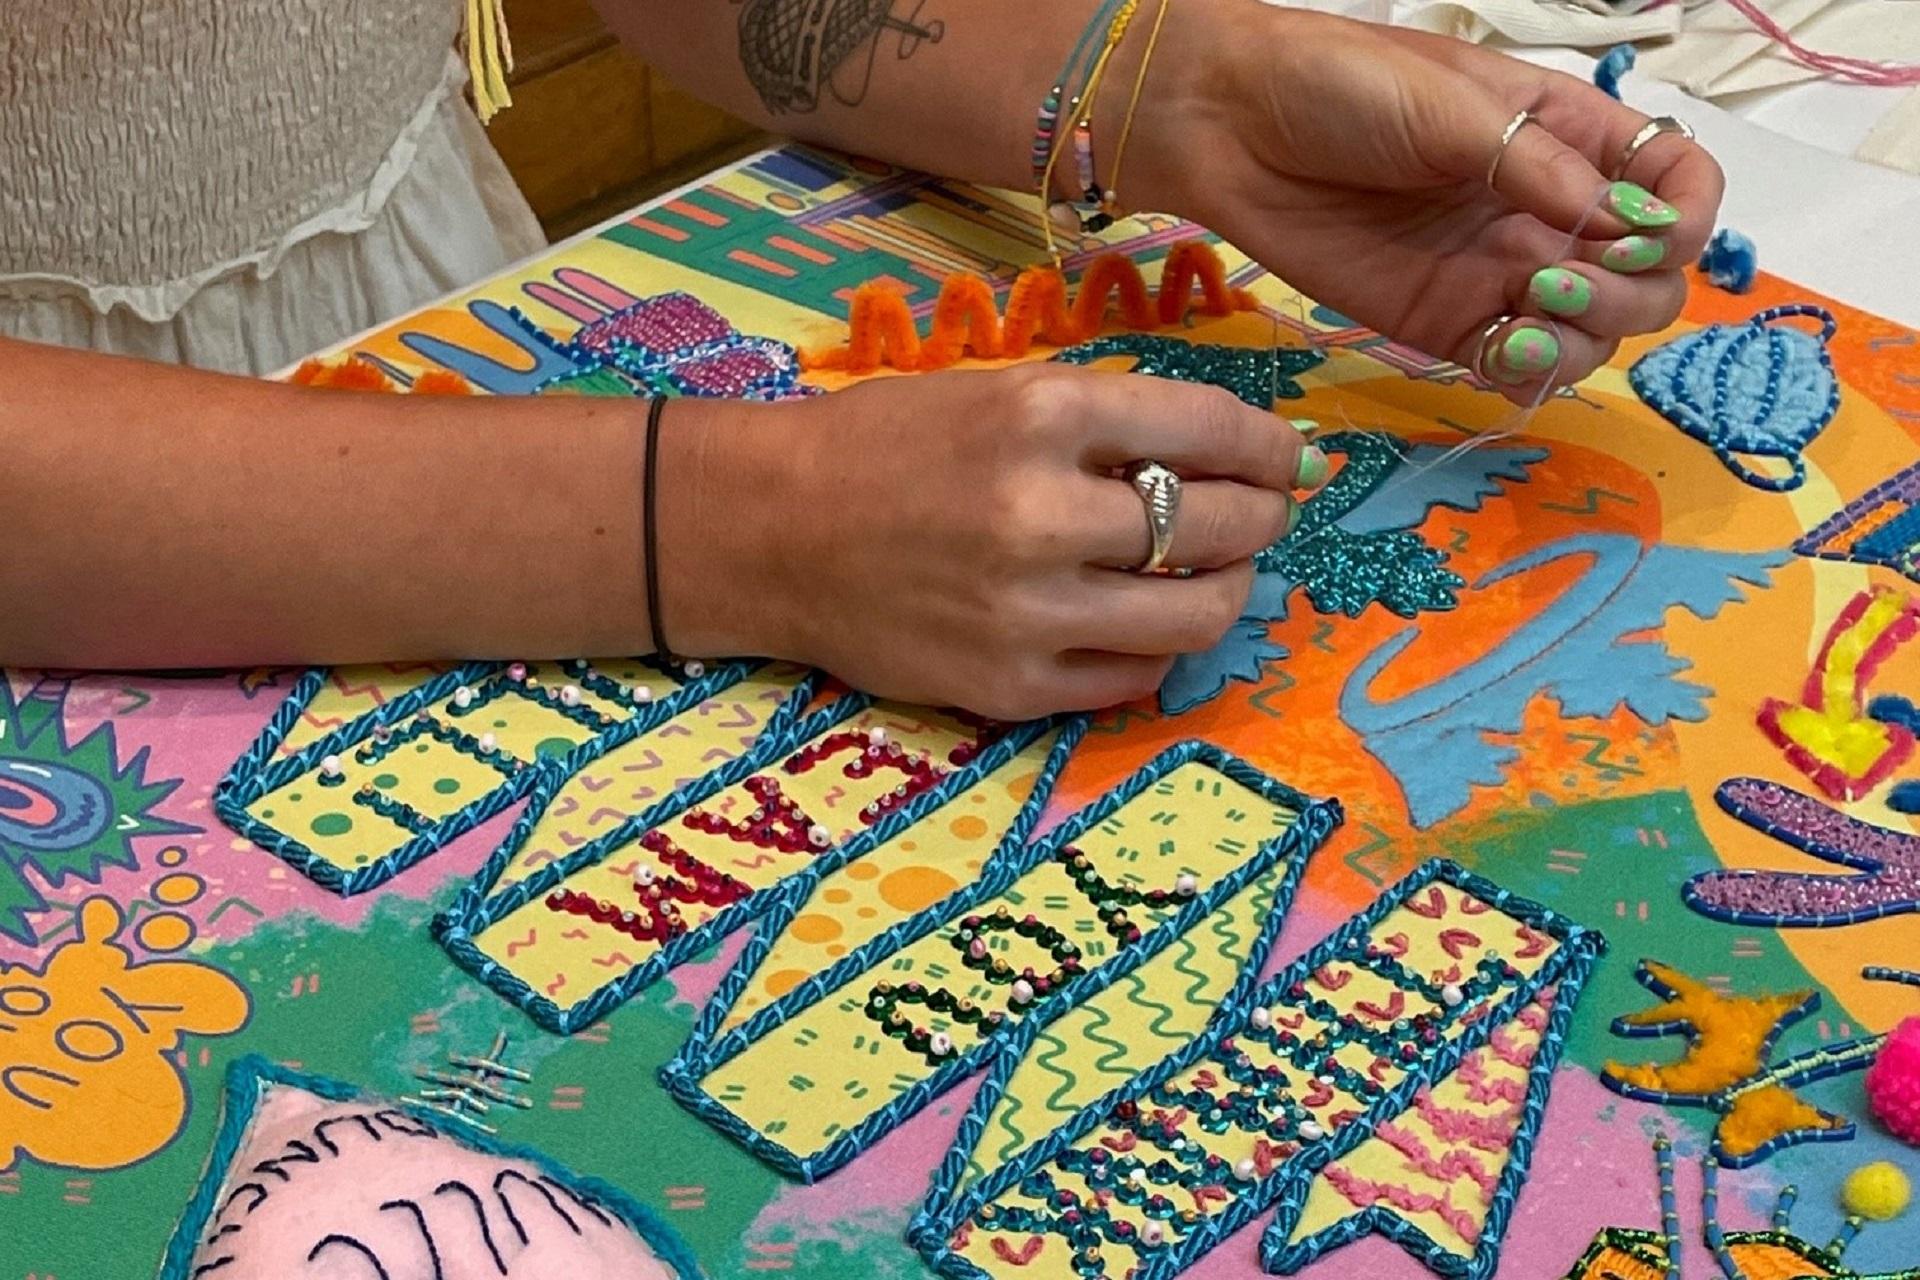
[1721,0,1920,87]
[1867,1017,1920,1145]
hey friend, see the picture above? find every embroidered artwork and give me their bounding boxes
[1757,587,1920,801]
[162,1057,700,1280]
[397,273,811,400]
[0,898,248,1172]
[218,659,755,896]
[1601,960,1883,1167]
[1684,776,1920,926]
[911,860,1603,1280]
[1341,534,1783,828]
[1560,1137,1916,1280]
[803,242,1257,374]
[437,694,1075,1034]
[1799,461,1920,584]
[1160,433,1545,715]
[664,743,1342,1181]
[0,682,197,946]
[18,139,1920,1280]
[1628,304,1841,491]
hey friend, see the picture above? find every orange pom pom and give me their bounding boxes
[289,355,398,392]
[410,369,476,396]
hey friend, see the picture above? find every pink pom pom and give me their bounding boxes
[1866,1016,1920,1145]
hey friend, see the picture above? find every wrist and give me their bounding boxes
[650,394,806,663]
[1096,0,1268,223]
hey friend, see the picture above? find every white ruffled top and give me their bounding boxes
[0,0,547,374]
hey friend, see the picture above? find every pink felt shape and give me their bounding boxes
[189,1083,676,1279]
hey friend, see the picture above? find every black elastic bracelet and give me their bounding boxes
[643,396,671,658]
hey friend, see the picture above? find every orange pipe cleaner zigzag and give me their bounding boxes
[805,239,1257,375]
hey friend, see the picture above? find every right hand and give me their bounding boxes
[657,364,1324,721]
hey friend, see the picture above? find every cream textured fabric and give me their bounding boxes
[0,1,547,374]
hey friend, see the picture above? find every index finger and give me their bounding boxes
[1074,372,1322,492]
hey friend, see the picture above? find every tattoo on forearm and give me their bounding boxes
[737,0,943,114]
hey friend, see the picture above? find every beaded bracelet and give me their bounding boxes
[1038,0,1142,260]
[1030,0,1132,191]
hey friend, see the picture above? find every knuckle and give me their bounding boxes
[1002,364,1081,442]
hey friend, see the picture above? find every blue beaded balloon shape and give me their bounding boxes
[1629,304,1839,492]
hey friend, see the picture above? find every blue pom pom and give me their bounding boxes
[1595,44,1636,100]
[1891,780,1920,815]
[1698,228,1759,294]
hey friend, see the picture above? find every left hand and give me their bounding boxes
[1130,2,1725,402]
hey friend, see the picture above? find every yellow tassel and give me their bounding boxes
[464,0,515,122]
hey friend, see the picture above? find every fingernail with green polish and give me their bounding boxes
[1285,500,1303,536]
[1498,326,1560,380]
[1529,267,1593,318]
[1603,235,1667,274]
[1295,444,1330,490]
[1607,181,1681,229]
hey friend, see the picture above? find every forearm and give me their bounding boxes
[0,338,758,668]
[591,0,1238,210]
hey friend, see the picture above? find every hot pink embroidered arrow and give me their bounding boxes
[1438,929,1482,960]
[1758,586,1920,801]
[1406,887,1450,919]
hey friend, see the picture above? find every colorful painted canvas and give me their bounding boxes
[3,145,1918,1280]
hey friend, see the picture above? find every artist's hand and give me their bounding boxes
[1133,3,1724,403]
[658,365,1322,719]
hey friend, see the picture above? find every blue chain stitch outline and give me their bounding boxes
[158,1055,702,1280]
[435,688,1084,1036]
[215,659,759,897]
[660,740,1345,1183]
[904,859,1605,1280]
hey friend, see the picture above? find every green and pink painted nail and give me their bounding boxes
[1603,235,1667,274]
[1497,326,1560,381]
[1607,181,1680,229]
[1529,267,1593,318]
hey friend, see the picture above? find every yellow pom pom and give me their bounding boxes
[1842,1161,1912,1222]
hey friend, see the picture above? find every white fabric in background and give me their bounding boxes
[1394,0,1679,44]
[1526,47,1920,328]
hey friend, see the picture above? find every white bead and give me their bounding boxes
[1441,983,1465,1008]
[1249,1007,1272,1031]
[1011,979,1035,1005]
[479,732,497,752]
[1234,1158,1258,1180]
[634,685,654,704]
[559,684,582,707]
[684,660,706,678]
[868,727,888,747]
[636,867,655,886]
[1299,1120,1326,1141]
[1141,1222,1165,1246]
[452,686,474,709]
[930,1032,954,1057]
[808,823,831,849]
[1128,1168,1147,1184]
[1316,1074,1334,1086]
[1174,873,1199,897]
[319,754,342,778]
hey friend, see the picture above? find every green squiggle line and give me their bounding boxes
[1034,1026,1082,1115]
[1080,994,1131,1080]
